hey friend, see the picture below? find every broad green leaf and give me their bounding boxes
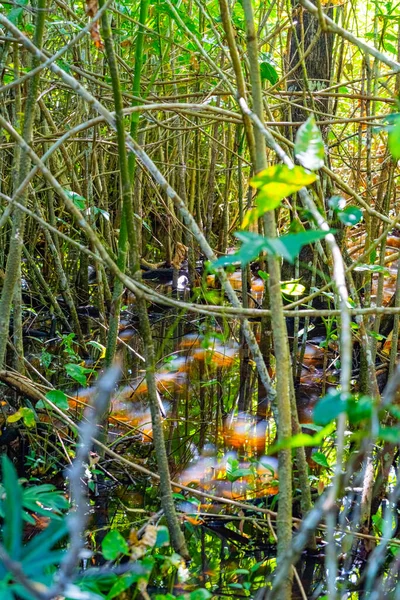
[7,0,28,26]
[294,116,325,170]
[338,206,363,226]
[313,390,349,425]
[346,395,373,424]
[106,572,137,599]
[268,423,334,453]
[45,390,69,410]
[56,59,71,74]
[227,467,252,482]
[212,233,266,269]
[155,526,170,548]
[7,405,36,427]
[63,190,86,210]
[250,164,317,190]
[260,62,279,85]
[384,42,397,55]
[65,363,91,386]
[213,229,333,269]
[22,485,68,519]
[189,590,212,600]
[20,407,36,428]
[1,456,23,560]
[259,53,279,85]
[102,530,129,561]
[244,165,317,226]
[310,452,330,468]
[367,330,385,341]
[378,426,400,443]
[388,117,400,159]
[263,229,335,264]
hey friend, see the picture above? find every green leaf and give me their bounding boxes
[263,229,334,264]
[20,407,36,428]
[7,406,36,428]
[378,426,400,443]
[354,264,389,274]
[346,395,373,424]
[328,195,346,211]
[106,572,137,599]
[102,530,129,561]
[1,456,23,560]
[45,390,69,410]
[0,588,14,600]
[155,526,170,548]
[63,190,87,210]
[22,520,67,568]
[268,423,335,453]
[338,206,363,226]
[7,409,24,424]
[313,390,349,425]
[259,53,279,85]
[65,363,90,386]
[92,207,110,221]
[227,467,252,482]
[294,116,325,170]
[7,0,28,26]
[189,590,212,600]
[213,229,334,269]
[367,330,386,341]
[87,340,106,358]
[281,281,305,296]
[22,484,68,519]
[388,117,400,159]
[244,165,317,225]
[212,233,266,269]
[310,452,330,468]
[56,59,71,74]
[384,42,397,55]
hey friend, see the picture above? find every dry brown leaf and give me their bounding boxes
[90,24,104,50]
[85,0,98,17]
[85,1,104,49]
[171,242,188,270]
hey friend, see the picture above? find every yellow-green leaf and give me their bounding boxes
[244,165,317,223]
[281,281,305,296]
[250,164,317,190]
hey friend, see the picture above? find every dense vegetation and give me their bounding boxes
[0,0,399,598]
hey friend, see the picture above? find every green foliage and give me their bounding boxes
[259,53,279,85]
[310,452,330,468]
[63,190,86,210]
[0,456,68,596]
[328,196,363,226]
[0,457,209,599]
[65,363,93,386]
[6,0,29,26]
[243,164,317,226]
[45,390,69,410]
[387,113,400,158]
[212,229,334,269]
[313,389,350,426]
[102,529,129,560]
[7,407,36,428]
[226,456,252,482]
